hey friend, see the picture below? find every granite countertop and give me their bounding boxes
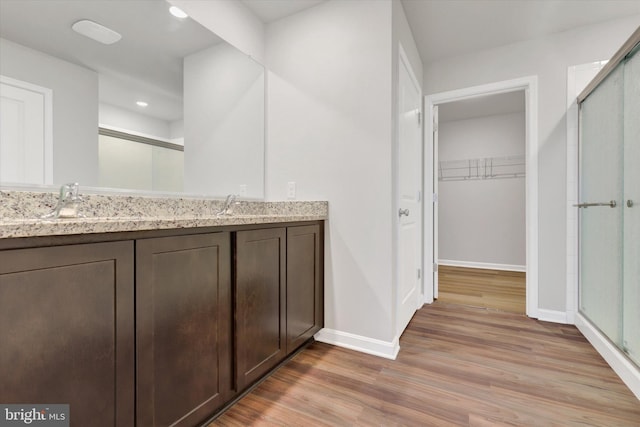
[0,190,328,239]
[0,213,327,239]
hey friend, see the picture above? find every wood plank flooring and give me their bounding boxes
[209,303,640,426]
[438,266,526,314]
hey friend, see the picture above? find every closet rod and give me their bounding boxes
[577,25,640,104]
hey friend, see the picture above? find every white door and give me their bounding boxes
[397,47,422,336]
[0,76,52,185]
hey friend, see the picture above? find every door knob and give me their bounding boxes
[399,208,410,217]
[628,200,634,208]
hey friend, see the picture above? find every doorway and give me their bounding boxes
[436,91,526,314]
[424,77,539,318]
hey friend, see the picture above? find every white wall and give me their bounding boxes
[266,0,396,344]
[99,103,171,140]
[169,0,265,63]
[439,113,525,160]
[183,42,264,199]
[99,134,153,191]
[152,146,183,192]
[169,120,184,145]
[99,134,183,193]
[438,112,526,268]
[424,15,640,312]
[0,37,98,186]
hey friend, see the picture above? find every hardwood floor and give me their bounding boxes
[209,303,640,426]
[438,265,526,314]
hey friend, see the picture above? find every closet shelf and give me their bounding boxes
[439,155,525,181]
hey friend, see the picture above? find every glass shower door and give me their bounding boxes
[623,48,640,365]
[579,64,624,345]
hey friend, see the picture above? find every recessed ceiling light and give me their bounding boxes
[169,6,188,19]
[136,101,148,107]
[72,20,121,45]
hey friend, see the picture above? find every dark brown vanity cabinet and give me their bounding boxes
[0,241,135,427]
[136,233,233,427]
[286,224,323,354]
[0,221,323,426]
[235,228,287,390]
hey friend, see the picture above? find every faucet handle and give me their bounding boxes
[69,182,83,201]
[59,182,82,201]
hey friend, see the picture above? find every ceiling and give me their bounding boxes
[402,0,640,65]
[241,0,326,23]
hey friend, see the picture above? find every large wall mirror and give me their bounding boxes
[0,0,265,199]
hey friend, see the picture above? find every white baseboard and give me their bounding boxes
[536,308,569,324]
[439,259,526,272]
[314,328,400,360]
[575,313,640,400]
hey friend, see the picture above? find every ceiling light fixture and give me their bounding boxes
[169,6,188,19]
[71,20,121,45]
[136,101,149,107]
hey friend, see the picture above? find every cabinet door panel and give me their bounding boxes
[136,233,232,427]
[235,228,286,390]
[0,242,134,427]
[287,224,323,353]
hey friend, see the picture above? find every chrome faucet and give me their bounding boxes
[216,194,239,216]
[42,182,85,219]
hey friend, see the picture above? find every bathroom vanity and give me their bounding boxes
[0,192,326,427]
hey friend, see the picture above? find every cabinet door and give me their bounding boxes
[0,241,135,427]
[235,228,286,390]
[136,233,232,427]
[286,224,324,354]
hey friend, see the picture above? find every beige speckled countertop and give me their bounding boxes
[0,190,327,239]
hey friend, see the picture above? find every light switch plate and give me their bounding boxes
[239,184,247,197]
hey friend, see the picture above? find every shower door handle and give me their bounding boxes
[574,200,617,208]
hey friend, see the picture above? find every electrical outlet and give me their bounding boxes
[287,182,296,199]
[239,184,247,197]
